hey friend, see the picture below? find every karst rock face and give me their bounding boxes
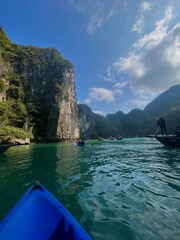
[0,27,79,141]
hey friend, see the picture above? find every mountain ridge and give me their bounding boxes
[78,84,180,138]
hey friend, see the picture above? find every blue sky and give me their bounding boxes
[1,0,180,115]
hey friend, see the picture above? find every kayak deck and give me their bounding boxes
[0,183,91,240]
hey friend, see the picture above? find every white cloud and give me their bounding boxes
[141,1,153,12]
[163,23,180,68]
[113,54,146,78]
[103,67,115,81]
[119,94,153,113]
[132,1,153,33]
[103,66,126,82]
[113,81,128,95]
[68,0,122,35]
[84,97,91,104]
[114,81,128,89]
[107,6,180,95]
[84,87,115,103]
[86,1,120,35]
[93,110,106,116]
[130,97,151,109]
[87,14,103,35]
[84,82,127,105]
[86,2,118,35]
[133,6,173,50]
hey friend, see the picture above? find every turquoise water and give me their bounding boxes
[0,138,180,240]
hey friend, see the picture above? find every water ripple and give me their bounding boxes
[0,139,180,240]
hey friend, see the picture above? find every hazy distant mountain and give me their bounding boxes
[143,84,180,134]
[144,85,180,117]
[78,104,118,139]
[78,84,180,138]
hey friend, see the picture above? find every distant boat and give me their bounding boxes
[146,135,180,148]
[109,137,115,140]
[116,136,123,140]
[0,182,91,239]
[76,139,85,146]
[0,144,14,154]
[98,137,104,141]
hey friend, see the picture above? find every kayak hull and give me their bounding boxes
[0,183,91,240]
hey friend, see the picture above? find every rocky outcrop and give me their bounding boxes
[0,57,9,101]
[56,68,79,140]
[78,104,95,138]
[0,27,79,141]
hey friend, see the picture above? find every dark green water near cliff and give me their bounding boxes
[0,138,180,240]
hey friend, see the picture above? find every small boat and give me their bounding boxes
[76,139,85,146]
[109,137,114,140]
[116,136,123,140]
[0,144,14,154]
[0,182,91,240]
[146,135,180,148]
[98,137,104,141]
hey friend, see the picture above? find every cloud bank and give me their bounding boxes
[107,6,180,95]
[132,1,153,33]
[68,0,122,35]
[84,87,115,104]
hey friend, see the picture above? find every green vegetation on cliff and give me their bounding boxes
[0,28,29,138]
[0,126,32,139]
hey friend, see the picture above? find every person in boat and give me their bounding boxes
[157,116,167,135]
[175,126,180,137]
[77,138,85,145]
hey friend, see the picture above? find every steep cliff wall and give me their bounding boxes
[56,67,79,140]
[78,104,95,139]
[0,61,7,101]
[0,27,79,141]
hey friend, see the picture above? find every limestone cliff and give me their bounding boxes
[0,27,79,141]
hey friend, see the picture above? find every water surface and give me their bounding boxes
[0,138,180,240]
